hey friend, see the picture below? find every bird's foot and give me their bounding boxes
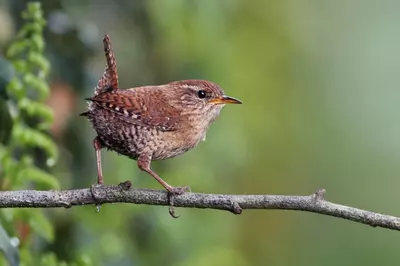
[166,185,191,218]
[168,185,191,195]
[90,183,105,213]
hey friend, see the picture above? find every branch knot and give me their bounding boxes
[313,188,326,201]
[118,180,132,191]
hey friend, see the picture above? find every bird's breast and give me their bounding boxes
[150,125,206,160]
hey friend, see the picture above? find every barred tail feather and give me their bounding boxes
[89,34,119,111]
[93,34,119,96]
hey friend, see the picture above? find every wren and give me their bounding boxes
[81,35,242,196]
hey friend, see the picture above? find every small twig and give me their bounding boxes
[0,185,399,231]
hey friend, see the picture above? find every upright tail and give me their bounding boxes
[94,34,119,96]
[86,34,119,114]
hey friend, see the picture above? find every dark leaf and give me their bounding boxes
[0,98,13,145]
[0,56,14,100]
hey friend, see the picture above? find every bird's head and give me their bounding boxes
[166,79,242,127]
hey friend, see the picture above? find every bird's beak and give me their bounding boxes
[208,95,242,105]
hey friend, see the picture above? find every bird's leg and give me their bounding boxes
[137,153,190,195]
[93,136,104,184]
[138,153,190,218]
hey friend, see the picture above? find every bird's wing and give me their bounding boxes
[87,88,181,131]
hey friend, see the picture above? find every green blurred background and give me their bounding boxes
[1,0,400,265]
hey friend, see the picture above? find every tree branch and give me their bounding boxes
[0,181,399,231]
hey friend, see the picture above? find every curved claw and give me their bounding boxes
[169,205,180,219]
[166,185,190,218]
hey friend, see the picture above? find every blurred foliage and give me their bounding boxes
[0,2,91,266]
[0,0,400,266]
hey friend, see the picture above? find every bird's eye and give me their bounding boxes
[197,90,207,99]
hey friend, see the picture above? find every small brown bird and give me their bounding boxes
[81,35,242,195]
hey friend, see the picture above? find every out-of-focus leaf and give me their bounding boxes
[19,248,33,266]
[12,125,58,163]
[28,212,54,242]
[0,224,19,266]
[0,151,17,183]
[39,253,70,266]
[39,253,58,266]
[6,40,30,59]
[11,60,27,74]
[6,77,24,100]
[30,34,45,52]
[0,99,13,145]
[28,52,49,75]
[71,255,92,266]
[18,98,54,123]
[23,73,50,99]
[23,166,60,190]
